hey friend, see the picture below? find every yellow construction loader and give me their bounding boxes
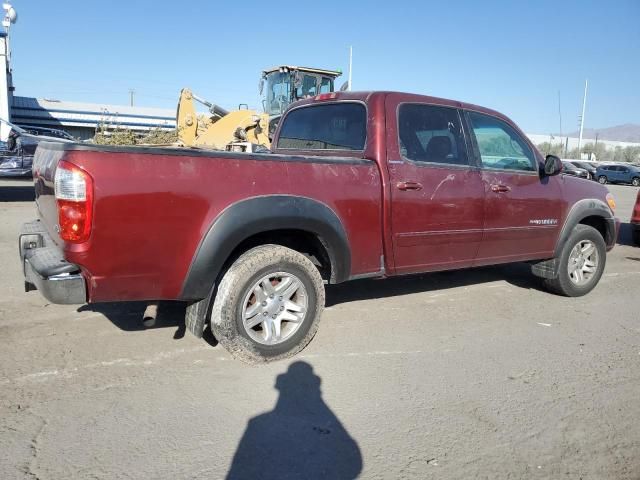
[177,65,342,152]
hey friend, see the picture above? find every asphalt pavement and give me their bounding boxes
[1,178,639,479]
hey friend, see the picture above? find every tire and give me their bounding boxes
[632,177,640,187]
[633,228,640,246]
[598,176,608,184]
[543,224,606,297]
[209,245,325,364]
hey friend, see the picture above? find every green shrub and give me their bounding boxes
[93,123,178,146]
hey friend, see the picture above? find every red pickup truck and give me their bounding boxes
[632,190,640,245]
[20,91,619,362]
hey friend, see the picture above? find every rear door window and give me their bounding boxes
[277,103,366,151]
[398,104,469,166]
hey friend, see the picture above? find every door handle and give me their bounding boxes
[490,184,511,193]
[396,181,423,191]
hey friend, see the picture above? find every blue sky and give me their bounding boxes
[8,0,639,134]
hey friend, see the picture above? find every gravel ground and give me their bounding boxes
[1,179,639,479]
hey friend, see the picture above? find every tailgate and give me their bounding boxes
[32,142,67,245]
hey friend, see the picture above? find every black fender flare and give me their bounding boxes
[553,198,616,257]
[180,195,351,301]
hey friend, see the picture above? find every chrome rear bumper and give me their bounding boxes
[19,220,86,305]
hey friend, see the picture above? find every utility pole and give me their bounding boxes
[348,46,353,91]
[577,79,588,157]
[129,89,135,107]
[0,1,17,141]
[557,90,562,138]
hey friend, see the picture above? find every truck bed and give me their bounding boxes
[32,142,384,302]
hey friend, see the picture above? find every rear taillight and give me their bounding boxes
[633,192,640,221]
[54,160,93,243]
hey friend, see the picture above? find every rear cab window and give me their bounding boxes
[276,103,367,152]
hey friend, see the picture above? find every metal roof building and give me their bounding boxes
[10,96,176,140]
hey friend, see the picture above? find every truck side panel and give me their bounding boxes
[38,148,383,302]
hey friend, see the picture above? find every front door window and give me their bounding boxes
[467,111,535,172]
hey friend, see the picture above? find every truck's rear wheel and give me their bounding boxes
[543,224,606,297]
[210,245,325,363]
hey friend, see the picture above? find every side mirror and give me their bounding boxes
[544,155,563,176]
[258,78,264,95]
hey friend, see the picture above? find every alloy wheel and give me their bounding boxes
[567,240,599,286]
[241,272,308,345]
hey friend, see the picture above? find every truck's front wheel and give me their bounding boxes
[543,224,606,297]
[210,245,325,363]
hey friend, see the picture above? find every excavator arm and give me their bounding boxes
[176,88,269,150]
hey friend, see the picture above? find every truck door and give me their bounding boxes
[385,95,485,275]
[464,110,563,264]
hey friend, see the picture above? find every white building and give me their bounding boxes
[527,133,640,151]
[10,96,176,140]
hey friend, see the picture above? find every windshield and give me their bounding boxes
[265,72,292,116]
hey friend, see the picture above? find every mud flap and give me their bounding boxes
[184,296,211,338]
[531,258,559,279]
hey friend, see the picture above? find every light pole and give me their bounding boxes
[577,79,588,157]
[348,46,353,92]
[558,90,562,138]
[0,1,16,141]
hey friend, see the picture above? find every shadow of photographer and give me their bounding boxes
[226,361,362,480]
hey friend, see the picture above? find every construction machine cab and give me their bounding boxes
[260,66,342,116]
[177,65,341,152]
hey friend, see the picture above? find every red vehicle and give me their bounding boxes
[20,91,619,362]
[632,190,640,245]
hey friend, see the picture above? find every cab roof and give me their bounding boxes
[295,91,511,124]
[262,65,342,77]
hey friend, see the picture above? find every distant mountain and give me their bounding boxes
[567,124,640,143]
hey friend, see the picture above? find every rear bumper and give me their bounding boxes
[0,156,30,177]
[19,220,87,304]
[0,168,31,177]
